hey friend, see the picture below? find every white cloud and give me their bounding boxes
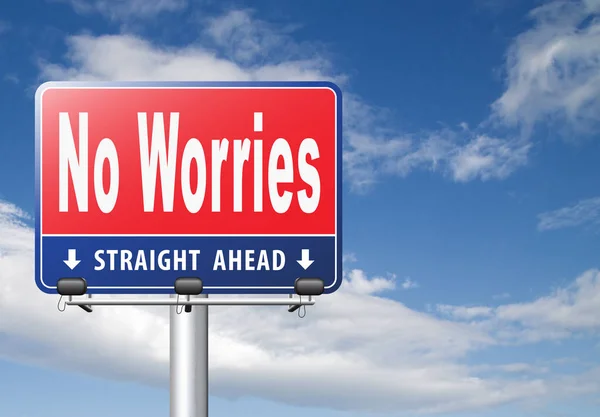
[537,196,600,231]
[0,204,599,413]
[0,199,554,414]
[40,34,251,82]
[341,253,357,264]
[203,9,309,66]
[53,0,187,21]
[342,269,396,294]
[401,277,419,290]
[205,9,280,64]
[449,135,531,182]
[438,305,494,320]
[492,0,600,136]
[436,269,600,343]
[342,121,529,191]
[495,269,600,332]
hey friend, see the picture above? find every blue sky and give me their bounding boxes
[1,0,600,416]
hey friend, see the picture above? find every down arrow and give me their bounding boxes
[296,249,314,270]
[63,249,81,270]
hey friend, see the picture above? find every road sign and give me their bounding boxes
[35,81,342,294]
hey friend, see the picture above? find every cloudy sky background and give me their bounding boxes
[1,0,600,416]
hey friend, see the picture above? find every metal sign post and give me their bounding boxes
[58,290,316,417]
[170,294,208,417]
[36,80,343,417]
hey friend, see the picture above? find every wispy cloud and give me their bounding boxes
[449,134,531,182]
[343,126,531,190]
[343,269,396,294]
[438,305,494,320]
[491,0,600,137]
[472,362,550,375]
[495,269,600,333]
[3,74,19,84]
[537,196,600,231]
[203,9,310,66]
[493,292,511,300]
[437,268,600,343]
[51,0,188,21]
[342,253,357,264]
[401,277,419,289]
[39,7,532,191]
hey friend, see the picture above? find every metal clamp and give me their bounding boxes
[174,277,203,313]
[288,278,325,318]
[56,278,93,313]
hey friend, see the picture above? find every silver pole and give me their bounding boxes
[170,294,209,417]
